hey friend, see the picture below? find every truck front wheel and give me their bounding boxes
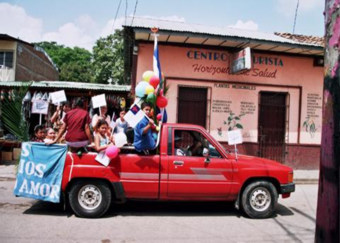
[69,180,112,218]
[241,181,278,218]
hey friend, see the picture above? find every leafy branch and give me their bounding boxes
[1,82,32,141]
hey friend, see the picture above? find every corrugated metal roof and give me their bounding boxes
[275,32,324,46]
[124,17,323,48]
[0,81,131,92]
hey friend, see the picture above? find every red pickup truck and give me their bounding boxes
[61,123,295,219]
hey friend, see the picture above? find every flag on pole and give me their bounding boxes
[153,33,163,90]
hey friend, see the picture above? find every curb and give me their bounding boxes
[294,179,319,184]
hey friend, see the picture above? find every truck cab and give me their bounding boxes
[62,123,295,218]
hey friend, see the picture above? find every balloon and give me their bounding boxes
[156,95,168,108]
[156,126,160,132]
[146,93,156,104]
[152,133,158,141]
[114,133,127,148]
[142,71,154,82]
[145,85,155,95]
[106,145,119,159]
[149,75,160,89]
[156,114,162,121]
[135,81,149,97]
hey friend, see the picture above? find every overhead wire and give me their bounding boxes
[125,0,128,26]
[131,0,138,26]
[111,0,123,34]
[293,0,299,34]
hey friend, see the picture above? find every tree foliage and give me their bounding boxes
[1,83,31,141]
[34,30,126,84]
[92,30,125,84]
[34,42,93,82]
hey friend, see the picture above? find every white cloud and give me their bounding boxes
[42,15,98,50]
[42,22,95,50]
[0,3,43,42]
[277,0,324,17]
[0,3,188,51]
[228,20,259,31]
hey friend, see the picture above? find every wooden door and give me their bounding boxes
[178,87,207,128]
[258,92,287,163]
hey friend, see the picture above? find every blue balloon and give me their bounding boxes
[135,81,149,98]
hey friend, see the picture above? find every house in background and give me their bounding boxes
[123,17,324,170]
[0,34,59,82]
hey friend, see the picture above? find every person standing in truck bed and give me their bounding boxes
[47,97,93,152]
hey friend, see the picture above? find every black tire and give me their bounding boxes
[69,180,112,218]
[241,181,278,219]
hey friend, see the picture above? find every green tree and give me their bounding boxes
[34,42,93,82]
[92,30,125,84]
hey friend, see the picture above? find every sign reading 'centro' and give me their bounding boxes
[187,50,229,62]
[186,50,284,67]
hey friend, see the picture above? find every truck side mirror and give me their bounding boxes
[203,148,210,163]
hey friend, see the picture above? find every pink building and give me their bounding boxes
[123,17,324,169]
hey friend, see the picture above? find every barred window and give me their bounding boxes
[0,51,14,68]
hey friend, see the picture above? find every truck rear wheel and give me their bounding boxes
[69,180,112,218]
[241,181,278,219]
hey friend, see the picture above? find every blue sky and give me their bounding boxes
[1,0,324,50]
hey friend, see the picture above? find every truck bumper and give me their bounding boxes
[280,182,295,194]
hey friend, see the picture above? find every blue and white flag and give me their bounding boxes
[13,142,67,203]
[124,103,146,128]
[153,33,163,90]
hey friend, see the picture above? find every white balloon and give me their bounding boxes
[114,132,127,148]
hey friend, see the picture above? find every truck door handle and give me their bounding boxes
[173,161,184,166]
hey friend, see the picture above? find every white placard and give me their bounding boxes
[31,100,49,114]
[95,151,111,166]
[92,94,107,108]
[227,129,243,145]
[50,90,67,104]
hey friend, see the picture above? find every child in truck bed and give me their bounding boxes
[133,102,156,153]
[94,119,115,152]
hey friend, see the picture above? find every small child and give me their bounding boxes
[44,127,57,143]
[94,120,114,152]
[32,125,46,142]
[114,110,129,134]
[133,102,157,152]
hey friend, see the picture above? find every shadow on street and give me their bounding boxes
[23,200,294,219]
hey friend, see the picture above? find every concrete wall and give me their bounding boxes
[16,43,59,81]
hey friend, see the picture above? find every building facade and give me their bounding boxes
[0,34,59,81]
[124,18,324,169]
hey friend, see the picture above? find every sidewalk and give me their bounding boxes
[0,160,319,184]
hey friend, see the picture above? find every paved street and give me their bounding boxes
[0,165,317,243]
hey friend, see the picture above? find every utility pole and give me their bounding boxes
[315,0,340,242]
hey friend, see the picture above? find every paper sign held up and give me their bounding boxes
[50,90,67,104]
[227,129,243,145]
[31,100,49,114]
[92,94,107,108]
